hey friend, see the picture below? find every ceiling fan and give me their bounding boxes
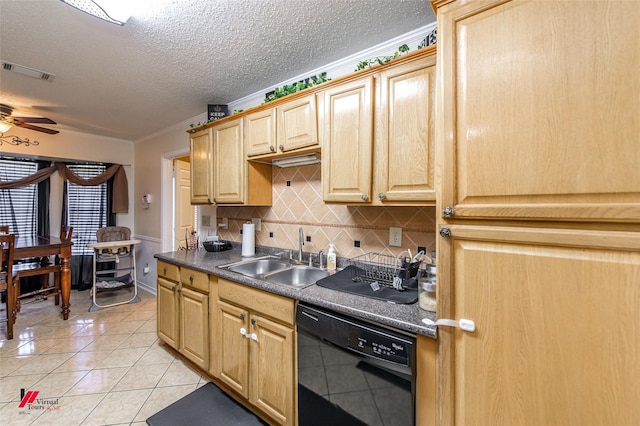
[0,104,59,135]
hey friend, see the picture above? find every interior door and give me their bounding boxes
[174,158,194,249]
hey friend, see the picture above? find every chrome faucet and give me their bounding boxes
[317,249,324,269]
[275,250,292,261]
[298,227,304,263]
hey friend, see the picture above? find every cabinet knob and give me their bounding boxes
[378,193,385,200]
[270,145,275,152]
[439,227,452,238]
[240,313,245,320]
[251,318,256,325]
[361,194,369,201]
[442,206,454,218]
[177,288,182,294]
[163,268,167,275]
[171,284,177,292]
[279,144,285,152]
[189,275,193,282]
[207,198,212,204]
[213,198,217,203]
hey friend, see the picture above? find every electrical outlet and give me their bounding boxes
[218,217,228,228]
[201,215,211,227]
[252,218,261,232]
[389,227,402,247]
[417,246,426,254]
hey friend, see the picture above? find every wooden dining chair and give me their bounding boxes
[0,225,9,234]
[0,233,17,340]
[13,226,73,312]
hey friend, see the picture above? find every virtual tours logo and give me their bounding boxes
[18,389,60,413]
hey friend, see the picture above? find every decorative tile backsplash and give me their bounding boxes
[217,164,436,260]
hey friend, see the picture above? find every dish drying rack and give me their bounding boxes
[347,252,424,291]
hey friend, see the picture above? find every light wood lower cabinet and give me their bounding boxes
[437,225,640,425]
[216,278,296,426]
[156,263,209,371]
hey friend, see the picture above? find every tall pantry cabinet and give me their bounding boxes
[432,1,640,425]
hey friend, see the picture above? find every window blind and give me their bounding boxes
[66,164,108,255]
[0,159,38,236]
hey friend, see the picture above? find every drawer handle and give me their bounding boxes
[163,268,167,275]
[189,276,194,282]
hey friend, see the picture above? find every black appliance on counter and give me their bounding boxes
[297,302,416,426]
[202,239,232,252]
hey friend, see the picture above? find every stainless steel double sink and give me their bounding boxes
[218,256,329,288]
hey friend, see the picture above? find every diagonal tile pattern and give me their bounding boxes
[218,164,437,260]
[0,289,209,425]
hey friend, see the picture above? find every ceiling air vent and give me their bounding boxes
[0,60,56,82]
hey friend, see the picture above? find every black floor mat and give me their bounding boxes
[146,382,268,426]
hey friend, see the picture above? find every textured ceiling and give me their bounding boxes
[0,0,434,141]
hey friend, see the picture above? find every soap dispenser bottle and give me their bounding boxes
[326,244,337,271]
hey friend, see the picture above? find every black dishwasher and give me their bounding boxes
[297,303,416,426]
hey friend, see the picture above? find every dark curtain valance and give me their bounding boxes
[0,163,129,213]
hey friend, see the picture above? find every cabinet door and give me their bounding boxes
[376,55,436,203]
[321,76,374,203]
[213,118,245,204]
[436,0,640,222]
[189,128,213,204]
[437,224,640,426]
[157,277,178,348]
[277,94,318,152]
[250,315,295,426]
[179,287,209,370]
[246,108,277,156]
[217,300,250,398]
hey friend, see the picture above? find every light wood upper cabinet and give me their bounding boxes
[246,108,277,157]
[211,117,272,206]
[436,0,640,222]
[436,225,640,426]
[276,94,318,153]
[320,49,437,205]
[189,128,213,204]
[320,75,374,203]
[374,55,436,203]
[213,118,245,204]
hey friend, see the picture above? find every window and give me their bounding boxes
[0,158,38,236]
[66,164,108,255]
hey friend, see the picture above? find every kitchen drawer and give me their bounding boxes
[180,267,209,293]
[157,261,180,282]
[218,278,294,326]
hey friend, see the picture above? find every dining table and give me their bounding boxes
[14,234,73,320]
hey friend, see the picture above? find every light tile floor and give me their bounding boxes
[0,288,208,425]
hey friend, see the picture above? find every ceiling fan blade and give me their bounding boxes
[14,122,59,135]
[13,117,57,125]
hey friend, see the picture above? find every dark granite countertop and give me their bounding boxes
[154,246,437,339]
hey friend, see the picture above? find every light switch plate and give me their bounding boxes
[252,218,262,232]
[389,227,402,247]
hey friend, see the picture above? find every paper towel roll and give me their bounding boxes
[242,223,255,257]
